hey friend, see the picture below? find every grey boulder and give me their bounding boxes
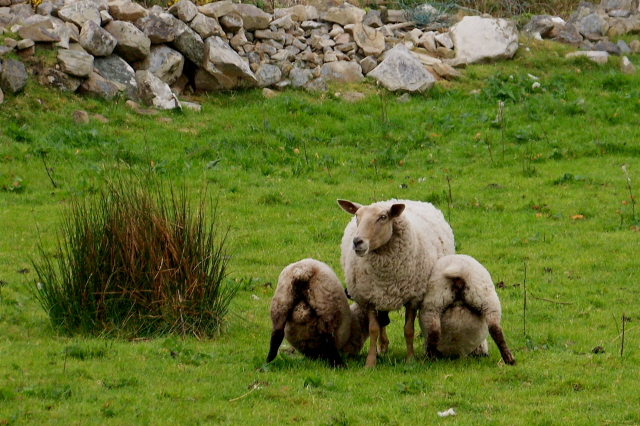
[367,43,434,92]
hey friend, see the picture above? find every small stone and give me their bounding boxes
[125,100,141,109]
[4,38,18,49]
[565,50,609,64]
[16,39,35,50]
[304,77,327,92]
[435,32,453,49]
[617,39,631,54]
[180,101,201,112]
[255,63,282,87]
[109,0,147,22]
[73,110,90,124]
[262,87,277,98]
[396,93,410,103]
[341,91,365,102]
[0,59,28,94]
[39,68,84,92]
[359,56,377,74]
[169,0,198,23]
[93,114,109,123]
[219,12,243,33]
[621,56,636,74]
[594,40,621,55]
[78,72,119,100]
[289,67,312,87]
[432,62,463,80]
[135,108,160,115]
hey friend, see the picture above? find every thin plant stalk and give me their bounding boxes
[497,101,505,161]
[523,261,527,337]
[445,174,453,224]
[622,164,636,221]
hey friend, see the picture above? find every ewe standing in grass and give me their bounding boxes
[420,254,516,365]
[338,199,455,367]
[266,258,369,367]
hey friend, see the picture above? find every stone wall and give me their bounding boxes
[1,0,525,109]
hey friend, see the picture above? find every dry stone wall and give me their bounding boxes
[2,0,640,108]
[0,0,522,109]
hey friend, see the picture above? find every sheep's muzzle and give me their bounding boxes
[353,237,368,256]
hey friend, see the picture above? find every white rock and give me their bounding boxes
[565,50,609,64]
[449,16,518,64]
[621,55,636,74]
[434,32,453,49]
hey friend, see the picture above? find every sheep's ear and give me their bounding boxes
[389,204,405,218]
[337,199,361,215]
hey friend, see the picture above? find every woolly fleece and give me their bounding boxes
[268,259,368,363]
[420,254,515,364]
[340,199,455,312]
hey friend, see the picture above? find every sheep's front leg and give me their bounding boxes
[378,326,389,354]
[366,309,380,368]
[404,306,416,363]
[376,311,390,354]
[486,317,516,365]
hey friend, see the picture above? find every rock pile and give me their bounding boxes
[523,0,640,64]
[0,0,520,108]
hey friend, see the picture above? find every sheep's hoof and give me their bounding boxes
[365,355,377,368]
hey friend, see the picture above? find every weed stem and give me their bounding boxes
[523,260,527,336]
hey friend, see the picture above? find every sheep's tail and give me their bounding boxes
[442,261,469,292]
[288,262,317,315]
[289,261,317,284]
[442,262,467,280]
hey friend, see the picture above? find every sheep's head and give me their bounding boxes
[337,199,405,257]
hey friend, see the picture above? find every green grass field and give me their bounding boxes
[1,38,639,424]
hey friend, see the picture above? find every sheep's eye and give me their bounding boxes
[378,214,387,221]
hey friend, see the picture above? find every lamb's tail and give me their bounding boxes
[442,261,468,281]
[441,258,471,292]
[289,261,317,284]
[287,260,318,311]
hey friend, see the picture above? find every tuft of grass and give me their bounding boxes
[30,174,237,338]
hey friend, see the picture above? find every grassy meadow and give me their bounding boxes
[1,37,640,424]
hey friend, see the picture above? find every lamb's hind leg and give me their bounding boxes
[366,309,380,368]
[421,309,443,359]
[486,315,516,365]
[266,321,286,364]
[321,334,346,368]
[404,306,416,363]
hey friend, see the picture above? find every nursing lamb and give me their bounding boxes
[338,199,455,367]
[266,258,369,367]
[420,254,516,365]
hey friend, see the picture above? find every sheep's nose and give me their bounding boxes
[353,237,364,248]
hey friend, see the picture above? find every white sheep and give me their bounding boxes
[338,199,455,367]
[266,258,369,367]
[419,254,516,365]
